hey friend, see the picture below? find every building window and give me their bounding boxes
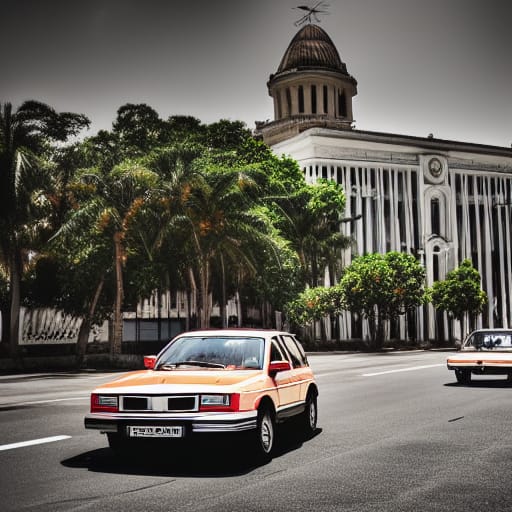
[311,85,317,114]
[338,90,347,117]
[298,85,304,113]
[323,85,328,113]
[431,198,440,235]
[285,88,292,116]
[433,246,440,282]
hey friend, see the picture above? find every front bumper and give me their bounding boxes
[85,410,258,434]
[447,362,512,375]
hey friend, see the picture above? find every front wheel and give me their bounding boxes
[253,407,275,462]
[455,369,472,385]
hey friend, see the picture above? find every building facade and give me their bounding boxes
[256,24,512,343]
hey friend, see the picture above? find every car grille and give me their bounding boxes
[123,396,148,410]
[120,395,198,412]
[168,396,196,411]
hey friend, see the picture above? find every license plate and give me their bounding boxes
[127,426,184,438]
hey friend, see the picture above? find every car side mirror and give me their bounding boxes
[269,360,291,376]
[143,355,157,370]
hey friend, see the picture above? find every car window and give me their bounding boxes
[465,332,512,350]
[157,336,264,369]
[280,335,308,367]
[270,339,286,362]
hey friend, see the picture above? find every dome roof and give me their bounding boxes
[277,24,347,74]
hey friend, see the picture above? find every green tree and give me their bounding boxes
[112,103,164,156]
[338,252,426,350]
[273,179,350,288]
[124,143,204,330]
[430,259,488,340]
[183,165,277,328]
[240,221,303,327]
[163,115,205,145]
[285,286,344,327]
[55,161,159,357]
[0,101,89,354]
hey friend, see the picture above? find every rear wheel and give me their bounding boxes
[299,392,318,438]
[455,369,471,385]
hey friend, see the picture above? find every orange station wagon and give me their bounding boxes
[85,329,318,460]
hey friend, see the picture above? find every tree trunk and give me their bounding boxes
[220,255,227,328]
[8,250,22,359]
[368,313,377,351]
[375,311,385,351]
[0,302,11,347]
[197,255,211,329]
[76,276,104,367]
[111,232,124,357]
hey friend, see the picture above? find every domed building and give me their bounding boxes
[256,24,512,344]
[257,24,357,145]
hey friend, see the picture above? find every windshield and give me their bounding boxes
[156,336,265,370]
[464,332,512,350]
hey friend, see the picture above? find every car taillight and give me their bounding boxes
[199,394,240,412]
[91,394,119,413]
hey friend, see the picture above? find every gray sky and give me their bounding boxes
[2,0,511,147]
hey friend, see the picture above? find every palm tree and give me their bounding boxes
[183,166,276,328]
[0,101,88,355]
[122,144,204,332]
[273,183,350,288]
[271,181,351,341]
[55,161,159,357]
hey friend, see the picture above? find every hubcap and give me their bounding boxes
[260,413,273,453]
[308,400,317,429]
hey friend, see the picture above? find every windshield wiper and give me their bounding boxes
[157,364,177,371]
[159,360,226,369]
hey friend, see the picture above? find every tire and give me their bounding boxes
[299,392,318,438]
[253,406,275,462]
[455,369,471,385]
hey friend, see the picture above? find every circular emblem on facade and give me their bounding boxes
[428,157,443,178]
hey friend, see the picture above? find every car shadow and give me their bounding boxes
[444,379,512,388]
[61,427,322,477]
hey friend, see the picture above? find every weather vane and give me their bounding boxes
[294,2,330,26]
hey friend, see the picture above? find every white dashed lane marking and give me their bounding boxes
[0,435,72,451]
[362,363,445,377]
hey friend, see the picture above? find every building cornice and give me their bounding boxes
[301,127,512,158]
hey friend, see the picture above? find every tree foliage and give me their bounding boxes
[285,286,344,326]
[272,178,350,288]
[430,259,487,337]
[0,100,89,354]
[337,252,426,349]
[1,99,359,361]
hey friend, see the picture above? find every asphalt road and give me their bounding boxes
[2,351,512,512]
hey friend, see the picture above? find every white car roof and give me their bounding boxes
[173,329,292,339]
[469,328,512,334]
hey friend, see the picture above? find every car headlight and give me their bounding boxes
[91,394,119,413]
[199,394,240,411]
[200,394,230,406]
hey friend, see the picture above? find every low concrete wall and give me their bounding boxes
[0,354,144,372]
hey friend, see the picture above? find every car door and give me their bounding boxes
[279,334,313,402]
[270,337,299,406]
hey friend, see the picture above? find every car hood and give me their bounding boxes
[93,369,268,395]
